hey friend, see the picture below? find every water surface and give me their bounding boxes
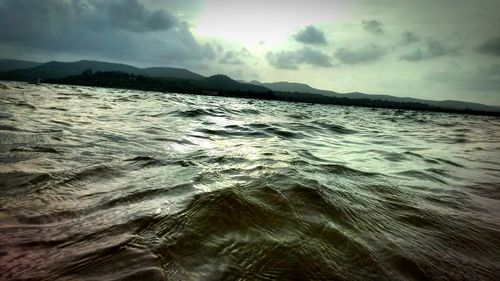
[1,81,499,280]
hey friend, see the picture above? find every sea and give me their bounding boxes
[1,81,499,280]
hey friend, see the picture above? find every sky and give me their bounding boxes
[0,0,499,105]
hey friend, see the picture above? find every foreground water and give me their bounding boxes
[0,81,499,280]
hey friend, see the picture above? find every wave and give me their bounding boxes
[1,82,500,280]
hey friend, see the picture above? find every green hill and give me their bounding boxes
[0,60,205,81]
[202,75,269,93]
[142,67,204,80]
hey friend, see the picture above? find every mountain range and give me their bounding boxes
[0,59,42,72]
[247,81,500,113]
[1,58,499,113]
[0,59,203,81]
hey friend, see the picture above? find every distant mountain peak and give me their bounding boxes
[0,59,205,81]
[207,74,232,80]
[200,74,270,93]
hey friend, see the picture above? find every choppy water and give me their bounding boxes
[1,81,500,281]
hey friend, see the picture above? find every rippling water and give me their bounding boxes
[1,81,500,280]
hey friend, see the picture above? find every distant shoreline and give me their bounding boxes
[2,75,499,117]
[1,59,499,116]
[45,71,500,117]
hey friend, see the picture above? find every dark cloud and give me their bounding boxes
[400,40,460,61]
[266,47,333,70]
[299,48,333,67]
[219,48,252,65]
[266,50,300,70]
[0,0,214,65]
[334,44,386,65]
[362,20,384,34]
[476,36,500,56]
[401,31,419,45]
[293,25,328,45]
[108,0,176,32]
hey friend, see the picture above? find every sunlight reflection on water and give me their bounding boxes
[1,81,499,280]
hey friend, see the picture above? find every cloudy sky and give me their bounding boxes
[1,0,499,105]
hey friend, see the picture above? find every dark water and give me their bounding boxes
[1,81,500,281]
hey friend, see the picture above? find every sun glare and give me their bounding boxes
[193,0,344,46]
